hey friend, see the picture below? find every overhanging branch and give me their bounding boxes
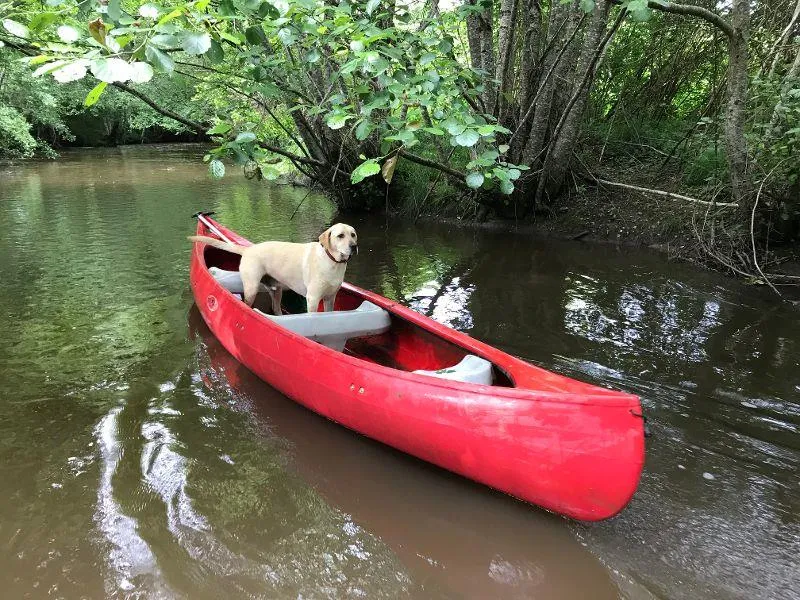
[111,82,207,134]
[398,150,466,181]
[646,1,735,40]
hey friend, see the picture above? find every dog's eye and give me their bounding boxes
[350,233,355,238]
[337,233,345,239]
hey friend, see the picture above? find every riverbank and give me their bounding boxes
[399,183,800,298]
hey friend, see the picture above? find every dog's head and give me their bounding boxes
[319,223,358,263]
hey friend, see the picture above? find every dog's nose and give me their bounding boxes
[350,243,358,255]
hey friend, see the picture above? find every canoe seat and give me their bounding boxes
[413,355,494,386]
[256,301,391,351]
[209,267,273,294]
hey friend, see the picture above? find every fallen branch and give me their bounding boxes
[588,176,739,207]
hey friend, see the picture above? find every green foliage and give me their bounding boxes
[8,0,521,192]
[351,159,381,184]
[0,105,37,158]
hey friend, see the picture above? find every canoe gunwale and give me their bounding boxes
[190,224,640,409]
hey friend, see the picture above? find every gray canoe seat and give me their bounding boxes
[209,267,273,294]
[256,301,391,351]
[413,354,494,386]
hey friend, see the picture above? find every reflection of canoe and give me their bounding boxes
[190,310,621,599]
[189,216,645,521]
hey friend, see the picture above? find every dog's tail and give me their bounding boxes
[187,235,247,255]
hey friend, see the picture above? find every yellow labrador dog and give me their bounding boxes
[189,223,357,313]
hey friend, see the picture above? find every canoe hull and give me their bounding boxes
[190,219,645,521]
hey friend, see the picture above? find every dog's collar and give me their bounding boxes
[322,244,348,264]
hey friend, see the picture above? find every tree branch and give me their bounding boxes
[111,82,207,134]
[646,0,735,40]
[112,83,324,169]
[588,175,739,207]
[397,150,466,182]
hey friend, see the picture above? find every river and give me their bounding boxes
[0,146,797,600]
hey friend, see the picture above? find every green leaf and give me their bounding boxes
[32,59,65,78]
[477,125,496,136]
[366,0,381,15]
[129,62,154,83]
[245,25,267,45]
[500,179,514,195]
[351,160,380,184]
[29,13,58,32]
[579,0,595,13]
[465,172,484,189]
[442,119,465,136]
[157,8,183,26]
[150,34,181,49]
[454,130,480,147]
[508,168,521,180]
[219,0,236,16]
[52,60,89,82]
[207,122,232,135]
[26,55,52,66]
[355,120,374,141]
[385,129,416,144]
[258,1,280,18]
[420,52,436,66]
[626,0,650,21]
[365,55,390,74]
[207,39,224,63]
[107,0,122,22]
[56,25,81,43]
[181,32,211,55]
[349,40,365,52]
[90,58,133,82]
[306,48,321,63]
[2,19,30,39]
[235,132,257,144]
[498,144,510,154]
[209,159,225,180]
[326,112,351,130]
[277,28,296,45]
[84,81,107,106]
[145,45,174,74]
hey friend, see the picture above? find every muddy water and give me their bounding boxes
[0,146,797,600]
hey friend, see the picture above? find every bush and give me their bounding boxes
[0,105,37,158]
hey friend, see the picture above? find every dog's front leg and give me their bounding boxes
[322,296,335,312]
[306,294,321,313]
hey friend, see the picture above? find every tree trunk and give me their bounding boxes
[472,0,496,113]
[520,0,578,167]
[466,0,484,71]
[542,0,612,201]
[496,0,520,123]
[517,0,543,128]
[725,0,752,217]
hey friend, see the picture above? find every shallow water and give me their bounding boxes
[0,146,797,599]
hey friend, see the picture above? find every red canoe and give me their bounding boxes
[189,215,645,521]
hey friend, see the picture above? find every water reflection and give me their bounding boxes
[1,147,798,599]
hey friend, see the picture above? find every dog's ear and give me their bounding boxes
[318,227,333,252]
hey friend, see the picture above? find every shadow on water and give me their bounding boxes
[187,306,620,600]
